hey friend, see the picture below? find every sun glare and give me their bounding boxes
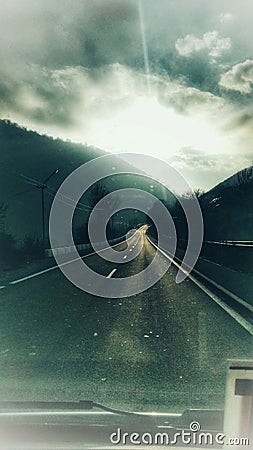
[86,96,228,159]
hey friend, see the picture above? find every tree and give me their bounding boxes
[181,189,205,199]
[20,235,44,263]
[0,203,8,232]
[88,181,120,240]
[0,203,19,269]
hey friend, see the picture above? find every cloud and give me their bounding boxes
[157,82,225,115]
[219,59,253,93]
[0,61,226,138]
[175,31,231,61]
[230,111,253,130]
[0,0,140,69]
[0,63,149,131]
[0,0,252,192]
[219,13,234,24]
[0,66,84,128]
[169,147,253,191]
[170,147,252,172]
[0,0,247,127]
[170,148,219,170]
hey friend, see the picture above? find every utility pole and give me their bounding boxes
[41,185,45,246]
[38,169,59,248]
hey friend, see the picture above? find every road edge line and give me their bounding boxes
[147,237,253,336]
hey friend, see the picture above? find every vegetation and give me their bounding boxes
[0,202,44,271]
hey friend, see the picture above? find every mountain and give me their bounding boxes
[0,119,107,241]
[0,120,173,245]
[200,166,253,241]
[204,166,253,197]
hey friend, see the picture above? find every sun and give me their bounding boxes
[84,95,228,159]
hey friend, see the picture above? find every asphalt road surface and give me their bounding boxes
[0,229,252,413]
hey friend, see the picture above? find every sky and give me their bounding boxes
[1,0,253,190]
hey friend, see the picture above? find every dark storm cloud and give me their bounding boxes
[229,110,253,129]
[153,50,223,96]
[0,0,253,132]
[0,77,19,111]
[0,67,81,127]
[0,0,140,69]
[0,0,144,128]
[222,108,253,139]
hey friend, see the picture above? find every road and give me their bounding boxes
[0,228,252,413]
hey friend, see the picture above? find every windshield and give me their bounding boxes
[0,0,252,418]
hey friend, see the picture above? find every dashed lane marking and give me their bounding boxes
[106,269,117,279]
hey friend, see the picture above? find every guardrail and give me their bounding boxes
[148,235,253,311]
[205,240,253,247]
[45,234,127,258]
[177,248,253,311]
[178,238,253,247]
[172,238,253,274]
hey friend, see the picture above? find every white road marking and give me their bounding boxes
[157,245,253,314]
[147,237,253,336]
[9,265,59,285]
[3,227,144,288]
[191,264,253,313]
[5,237,129,287]
[106,269,117,279]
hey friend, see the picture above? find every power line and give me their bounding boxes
[46,186,95,212]
[18,172,41,187]
[46,189,92,212]
[5,188,35,200]
[18,172,102,212]
[17,170,59,246]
